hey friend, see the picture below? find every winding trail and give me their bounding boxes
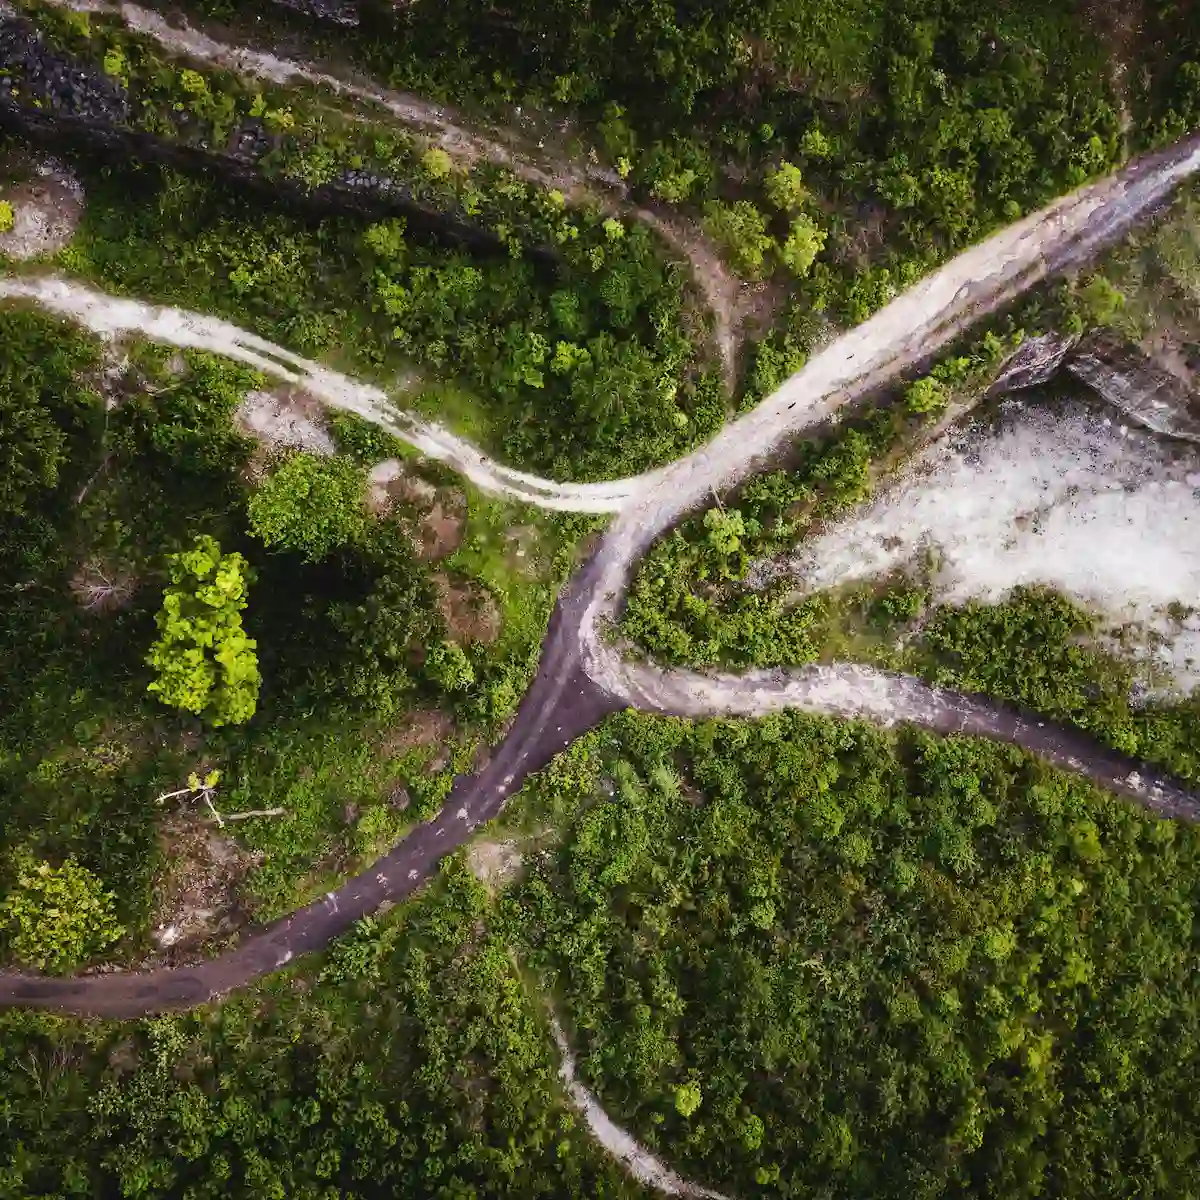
[549,1009,733,1200]
[610,661,1200,822]
[0,275,637,512]
[30,0,746,385]
[4,133,1200,1023]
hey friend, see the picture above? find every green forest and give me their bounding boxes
[2,0,1200,1194]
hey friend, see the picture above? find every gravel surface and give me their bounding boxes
[0,274,637,511]
[549,1009,732,1199]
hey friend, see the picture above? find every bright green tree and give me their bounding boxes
[778,215,827,277]
[703,506,745,554]
[702,200,774,278]
[1,850,125,972]
[0,199,14,234]
[1075,272,1126,327]
[800,126,834,160]
[146,535,260,727]
[248,453,366,561]
[426,640,476,691]
[764,160,808,211]
[674,1080,703,1118]
[421,147,454,180]
[904,374,949,414]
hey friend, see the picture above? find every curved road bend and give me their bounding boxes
[611,661,1200,823]
[35,0,743,386]
[0,559,623,1018]
[3,134,1200,1014]
[0,275,638,514]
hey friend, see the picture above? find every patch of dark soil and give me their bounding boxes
[433,572,501,644]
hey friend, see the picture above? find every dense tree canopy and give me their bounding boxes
[146,536,261,727]
[508,710,1200,1198]
[1,2,1199,1194]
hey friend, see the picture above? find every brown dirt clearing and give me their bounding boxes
[377,706,456,760]
[148,816,263,956]
[434,573,502,644]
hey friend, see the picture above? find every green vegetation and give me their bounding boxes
[621,321,1029,668]
[20,0,1184,344]
[0,849,124,972]
[507,709,1200,1198]
[1091,183,1200,349]
[52,155,716,481]
[0,297,583,948]
[146,536,261,727]
[168,0,1171,323]
[0,863,648,1197]
[623,398,1200,785]
[247,454,367,561]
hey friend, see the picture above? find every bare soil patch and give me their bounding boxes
[413,496,466,560]
[368,458,433,512]
[148,816,263,954]
[504,523,542,578]
[377,706,455,759]
[465,837,524,891]
[368,460,466,558]
[233,385,335,455]
[434,573,502,644]
[0,160,84,260]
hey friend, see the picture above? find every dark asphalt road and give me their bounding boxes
[0,558,625,1018]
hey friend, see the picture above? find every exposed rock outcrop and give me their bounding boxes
[989,328,1200,443]
[986,331,1079,396]
[1066,332,1200,443]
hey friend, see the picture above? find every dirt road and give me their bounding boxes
[4,133,1200,1016]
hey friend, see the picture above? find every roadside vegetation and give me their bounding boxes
[9,0,1185,356]
[507,709,1200,1199]
[149,0,1194,324]
[0,297,589,965]
[0,860,648,1198]
[42,152,719,482]
[1,0,1199,1195]
[621,179,1200,784]
[4,706,1195,1197]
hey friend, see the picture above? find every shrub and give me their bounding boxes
[420,147,454,180]
[674,1080,703,1118]
[702,200,774,278]
[248,453,367,561]
[904,375,949,414]
[1,851,125,972]
[778,215,827,278]
[425,640,476,691]
[146,535,261,727]
[1075,272,1126,327]
[0,199,14,234]
[764,161,808,212]
[800,127,834,160]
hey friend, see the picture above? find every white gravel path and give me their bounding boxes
[549,1011,732,1200]
[0,274,636,511]
[582,136,1200,705]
